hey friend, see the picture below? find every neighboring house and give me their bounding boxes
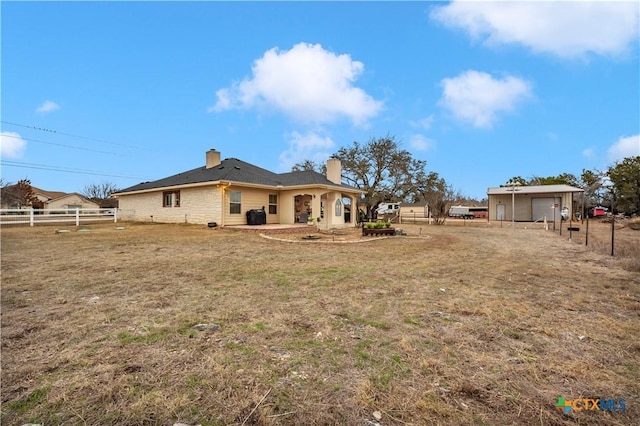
[31,187,67,209]
[114,149,364,229]
[45,193,100,213]
[399,202,430,220]
[487,184,584,222]
[0,185,98,211]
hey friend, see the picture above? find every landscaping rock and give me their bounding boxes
[192,323,221,332]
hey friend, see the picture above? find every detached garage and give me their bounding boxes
[487,185,584,223]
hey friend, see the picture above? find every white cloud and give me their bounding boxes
[607,134,640,163]
[409,134,435,151]
[582,147,595,159]
[278,130,335,172]
[36,100,60,113]
[210,42,383,126]
[546,132,559,142]
[431,1,639,58]
[439,70,532,128]
[410,114,435,130]
[0,131,27,159]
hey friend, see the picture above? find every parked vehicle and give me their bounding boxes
[376,202,400,215]
[448,205,475,219]
[588,206,607,218]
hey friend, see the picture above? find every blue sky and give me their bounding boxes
[1,1,639,200]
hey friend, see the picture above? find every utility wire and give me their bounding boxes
[1,120,147,150]
[1,160,147,180]
[2,133,122,156]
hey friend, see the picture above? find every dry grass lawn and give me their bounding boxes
[1,222,639,425]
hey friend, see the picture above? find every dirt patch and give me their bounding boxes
[1,222,638,425]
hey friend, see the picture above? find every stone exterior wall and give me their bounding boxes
[118,186,221,225]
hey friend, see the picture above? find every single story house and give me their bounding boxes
[0,185,99,211]
[114,149,364,229]
[487,184,584,222]
[399,202,430,220]
[44,193,100,213]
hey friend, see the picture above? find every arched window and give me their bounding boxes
[335,199,342,216]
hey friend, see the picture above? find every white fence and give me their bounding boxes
[0,208,118,227]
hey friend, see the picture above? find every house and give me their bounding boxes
[113,149,364,229]
[44,193,100,213]
[399,202,430,220]
[487,184,584,222]
[0,185,99,211]
[31,187,68,208]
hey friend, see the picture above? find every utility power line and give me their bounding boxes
[1,160,147,180]
[1,133,122,156]
[1,120,147,150]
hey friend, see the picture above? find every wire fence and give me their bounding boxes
[547,216,640,270]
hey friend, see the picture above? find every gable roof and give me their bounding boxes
[46,192,98,205]
[487,184,584,195]
[31,186,68,200]
[116,157,361,194]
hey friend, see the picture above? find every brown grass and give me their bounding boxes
[1,222,639,425]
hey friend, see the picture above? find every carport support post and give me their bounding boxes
[610,199,615,257]
[559,211,562,236]
[511,187,515,229]
[585,215,589,246]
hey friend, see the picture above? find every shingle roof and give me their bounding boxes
[31,186,67,200]
[116,158,360,194]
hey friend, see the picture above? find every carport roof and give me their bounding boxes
[487,184,584,195]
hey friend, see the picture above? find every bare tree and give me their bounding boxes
[0,179,39,208]
[81,182,120,206]
[335,135,427,218]
[415,172,459,225]
[291,160,326,174]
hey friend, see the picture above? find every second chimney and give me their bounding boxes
[206,149,221,169]
[326,158,342,185]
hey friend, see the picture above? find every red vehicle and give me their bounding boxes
[588,206,607,218]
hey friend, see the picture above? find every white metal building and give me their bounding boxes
[487,185,584,222]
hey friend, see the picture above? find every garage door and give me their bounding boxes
[532,198,560,222]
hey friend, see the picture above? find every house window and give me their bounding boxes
[335,199,342,216]
[268,194,277,214]
[229,190,241,214]
[163,191,180,207]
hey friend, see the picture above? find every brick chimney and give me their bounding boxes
[326,158,342,185]
[206,149,221,169]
